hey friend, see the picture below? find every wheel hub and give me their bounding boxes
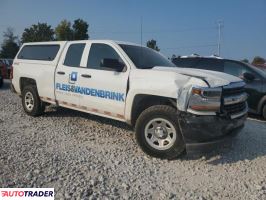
[154,126,167,139]
[25,91,34,111]
[144,118,177,150]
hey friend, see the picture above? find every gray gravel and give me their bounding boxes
[0,80,266,200]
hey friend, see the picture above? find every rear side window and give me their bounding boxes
[64,43,85,67]
[17,45,60,61]
[196,59,223,71]
[173,58,223,72]
[172,58,198,68]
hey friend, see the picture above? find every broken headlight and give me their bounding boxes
[188,87,222,113]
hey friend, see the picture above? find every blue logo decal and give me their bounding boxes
[55,83,125,102]
[69,72,78,84]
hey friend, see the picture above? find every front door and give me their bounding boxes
[77,42,130,120]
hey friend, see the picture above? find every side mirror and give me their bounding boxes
[101,58,125,72]
[243,72,255,82]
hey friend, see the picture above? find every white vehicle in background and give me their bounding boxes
[11,40,248,159]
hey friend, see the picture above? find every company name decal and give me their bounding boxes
[56,83,125,102]
[0,188,54,199]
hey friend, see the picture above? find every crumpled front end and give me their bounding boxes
[176,80,248,144]
[175,76,210,112]
[179,112,246,144]
[176,78,248,118]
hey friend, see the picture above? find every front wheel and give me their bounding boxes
[22,85,45,116]
[135,105,185,159]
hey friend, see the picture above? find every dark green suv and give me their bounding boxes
[172,56,266,119]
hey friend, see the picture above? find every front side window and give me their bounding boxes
[119,44,175,69]
[87,43,124,70]
[224,61,253,78]
[17,45,60,61]
[246,63,266,78]
[64,43,85,67]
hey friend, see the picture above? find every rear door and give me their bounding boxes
[77,41,130,120]
[55,42,86,107]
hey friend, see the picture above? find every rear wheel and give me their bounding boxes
[0,78,3,88]
[135,105,185,159]
[262,104,266,120]
[22,85,45,116]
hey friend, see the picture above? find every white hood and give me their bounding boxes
[153,66,242,87]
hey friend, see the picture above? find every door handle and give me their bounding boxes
[81,74,91,78]
[57,71,65,75]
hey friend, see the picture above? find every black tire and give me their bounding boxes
[0,78,3,88]
[262,104,266,120]
[135,105,185,159]
[22,85,45,116]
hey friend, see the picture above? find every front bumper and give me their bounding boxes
[179,113,247,146]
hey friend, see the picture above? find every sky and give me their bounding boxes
[0,0,265,61]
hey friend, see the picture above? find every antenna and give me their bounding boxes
[140,16,143,46]
[217,21,223,56]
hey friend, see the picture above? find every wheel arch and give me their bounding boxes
[257,95,266,114]
[19,77,37,92]
[129,94,177,126]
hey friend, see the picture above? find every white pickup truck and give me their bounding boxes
[11,40,248,159]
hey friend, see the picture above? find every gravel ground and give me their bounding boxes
[0,80,266,200]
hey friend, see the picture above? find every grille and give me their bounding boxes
[223,101,246,115]
[222,83,247,116]
[223,87,245,96]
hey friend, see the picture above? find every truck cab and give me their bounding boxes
[11,40,248,159]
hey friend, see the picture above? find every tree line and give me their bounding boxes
[240,57,266,65]
[0,18,160,59]
[0,19,265,66]
[0,19,90,58]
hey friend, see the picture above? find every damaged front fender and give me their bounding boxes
[175,76,208,112]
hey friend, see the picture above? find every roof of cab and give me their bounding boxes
[22,40,141,47]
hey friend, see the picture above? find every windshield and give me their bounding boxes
[119,44,175,69]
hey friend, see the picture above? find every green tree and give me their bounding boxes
[55,20,73,41]
[146,39,160,51]
[21,23,54,43]
[241,59,249,63]
[252,56,265,65]
[0,27,19,58]
[72,19,89,40]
